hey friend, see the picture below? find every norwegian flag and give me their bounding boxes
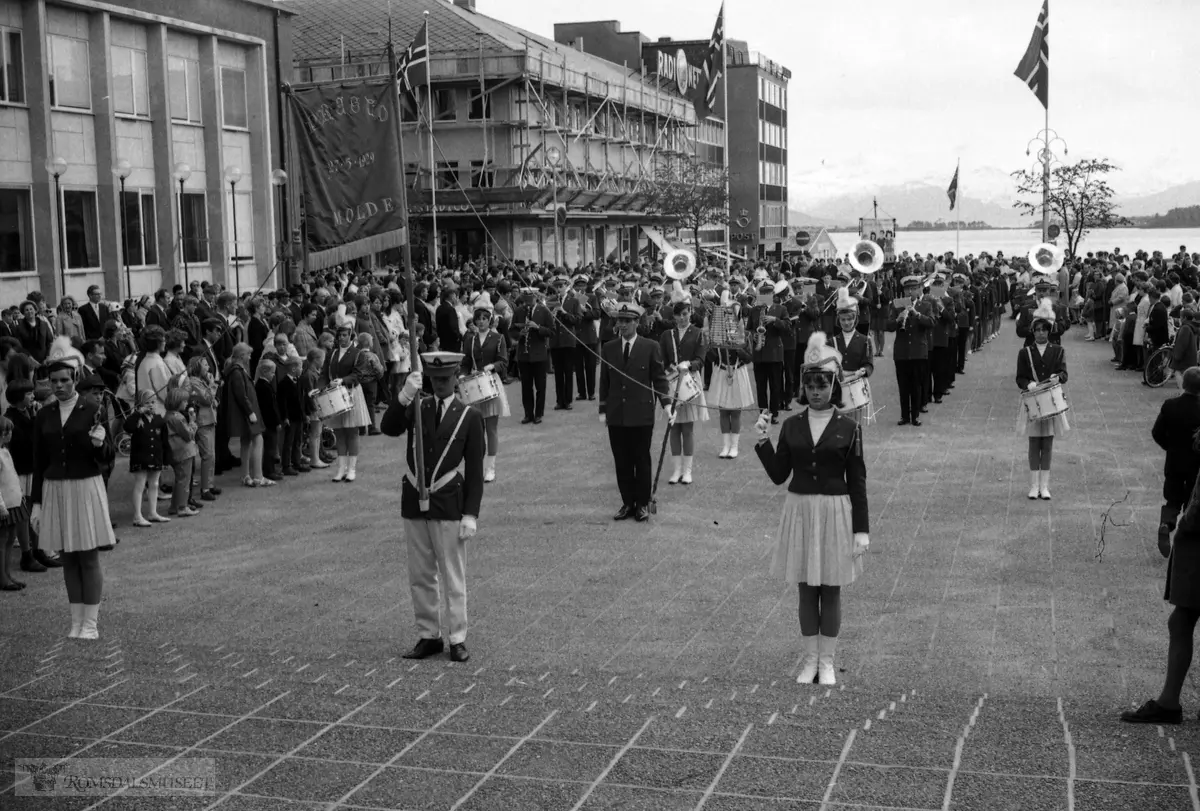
[1013,0,1048,109]
[396,21,429,97]
[947,164,959,210]
[694,4,724,118]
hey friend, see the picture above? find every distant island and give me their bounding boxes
[1131,205,1200,229]
[904,220,995,231]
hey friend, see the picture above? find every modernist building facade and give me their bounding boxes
[291,0,700,270]
[0,0,292,306]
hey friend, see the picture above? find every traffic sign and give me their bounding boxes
[795,230,812,248]
[1047,224,1061,239]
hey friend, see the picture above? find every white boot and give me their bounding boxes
[1028,470,1039,500]
[817,634,838,685]
[78,604,99,640]
[68,604,83,639]
[332,456,347,483]
[729,434,740,458]
[1039,469,1051,500]
[796,635,819,684]
[345,456,358,482]
[484,456,497,483]
[681,456,694,485]
[668,456,682,484]
[719,434,731,459]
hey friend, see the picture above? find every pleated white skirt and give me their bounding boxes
[41,476,115,553]
[770,492,862,586]
[327,385,371,429]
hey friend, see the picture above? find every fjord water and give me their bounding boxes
[827,226,1200,258]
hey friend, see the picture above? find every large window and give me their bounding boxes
[119,191,157,267]
[470,161,494,189]
[180,192,208,264]
[435,161,458,190]
[432,89,455,123]
[168,56,202,123]
[111,45,149,117]
[0,188,33,272]
[48,34,90,109]
[220,67,247,129]
[468,89,491,121]
[225,190,254,262]
[60,189,100,269]
[0,29,24,104]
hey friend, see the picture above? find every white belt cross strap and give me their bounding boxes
[405,402,471,495]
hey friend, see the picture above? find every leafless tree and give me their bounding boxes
[1011,158,1133,258]
[651,155,730,257]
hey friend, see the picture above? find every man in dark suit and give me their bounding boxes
[572,275,600,401]
[599,302,671,523]
[144,289,172,329]
[887,272,935,427]
[382,351,485,664]
[748,280,790,424]
[78,285,112,341]
[81,340,120,393]
[435,283,463,354]
[1152,368,1200,558]
[546,281,579,410]
[926,275,957,403]
[508,287,554,424]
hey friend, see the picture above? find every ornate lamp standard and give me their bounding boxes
[173,162,192,288]
[225,166,243,295]
[1025,129,1068,243]
[114,160,133,299]
[46,156,69,299]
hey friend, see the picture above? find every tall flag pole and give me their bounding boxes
[388,37,428,511]
[706,3,727,272]
[947,160,960,257]
[422,12,438,270]
[1014,0,1049,240]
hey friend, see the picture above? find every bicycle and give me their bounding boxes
[97,390,133,456]
[1144,339,1175,388]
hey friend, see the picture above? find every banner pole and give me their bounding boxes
[721,1,730,274]
[425,13,438,273]
[955,159,961,258]
[389,40,428,511]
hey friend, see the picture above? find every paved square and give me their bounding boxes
[1,327,1195,810]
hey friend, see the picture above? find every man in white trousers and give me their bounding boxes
[382,351,486,662]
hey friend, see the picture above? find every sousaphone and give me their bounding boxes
[848,240,885,274]
[1028,243,1065,274]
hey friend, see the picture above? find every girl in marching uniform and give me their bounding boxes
[1016,298,1069,500]
[710,329,754,459]
[756,333,870,685]
[831,288,875,424]
[459,304,509,483]
[320,306,372,483]
[661,297,708,484]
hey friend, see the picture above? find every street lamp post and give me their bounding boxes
[546,147,562,267]
[114,160,133,300]
[173,163,191,289]
[271,169,288,283]
[225,166,243,295]
[46,156,68,300]
[1025,129,1068,244]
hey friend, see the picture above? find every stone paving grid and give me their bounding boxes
[0,325,1196,810]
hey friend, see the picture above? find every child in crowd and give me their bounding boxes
[254,359,282,481]
[276,356,306,475]
[356,332,385,435]
[0,416,27,590]
[301,349,327,469]
[126,389,170,527]
[164,387,199,517]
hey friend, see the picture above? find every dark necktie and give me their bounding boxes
[623,342,631,364]
[436,399,445,427]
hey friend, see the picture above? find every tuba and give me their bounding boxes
[848,240,885,275]
[1028,242,1065,274]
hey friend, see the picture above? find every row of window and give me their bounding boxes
[758,160,785,187]
[759,120,785,150]
[759,76,786,110]
[519,227,583,244]
[696,119,723,146]
[760,204,786,228]
[404,160,496,191]
[0,186,254,274]
[0,26,248,128]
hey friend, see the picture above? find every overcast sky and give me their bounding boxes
[492,0,1199,206]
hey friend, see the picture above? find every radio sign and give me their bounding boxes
[656,50,702,94]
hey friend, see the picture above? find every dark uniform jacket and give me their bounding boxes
[509,303,554,362]
[886,301,935,360]
[1015,343,1068,391]
[756,409,869,533]
[831,331,874,377]
[320,345,364,391]
[548,299,579,350]
[598,335,669,427]
[748,303,789,364]
[1015,303,1070,346]
[929,295,956,347]
[461,331,508,379]
[31,398,115,503]
[435,301,462,353]
[573,293,599,345]
[659,324,707,371]
[78,301,112,341]
[381,394,485,521]
[6,405,36,475]
[1152,393,1200,505]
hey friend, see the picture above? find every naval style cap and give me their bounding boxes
[612,302,644,320]
[420,351,464,377]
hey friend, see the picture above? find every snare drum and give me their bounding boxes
[667,369,702,403]
[841,375,871,411]
[313,385,352,420]
[1021,381,1069,422]
[459,372,500,406]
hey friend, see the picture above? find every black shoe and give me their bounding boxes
[934,398,943,404]
[33,550,62,569]
[554,404,566,410]
[521,417,533,424]
[449,643,470,663]
[897,419,911,426]
[283,469,300,477]
[19,552,46,573]
[911,419,922,427]
[1120,700,1182,725]
[201,490,217,501]
[533,417,543,425]
[781,404,792,412]
[188,499,204,510]
[770,414,779,425]
[564,403,573,410]
[209,486,222,496]
[634,505,650,522]
[614,505,633,521]
[587,395,596,401]
[401,638,445,660]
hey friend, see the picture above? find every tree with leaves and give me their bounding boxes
[1011,157,1133,258]
[650,155,730,257]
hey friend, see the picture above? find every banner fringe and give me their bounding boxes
[306,228,408,271]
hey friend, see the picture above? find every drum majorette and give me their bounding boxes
[1015,298,1070,501]
[830,287,875,423]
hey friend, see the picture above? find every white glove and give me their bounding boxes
[29,504,41,534]
[854,532,870,557]
[484,364,495,372]
[664,405,677,425]
[459,515,477,540]
[1049,374,1060,385]
[677,360,690,372]
[399,371,423,405]
[88,424,106,447]
[755,412,770,440]
[1026,381,1037,392]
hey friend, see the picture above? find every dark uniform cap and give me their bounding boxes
[420,351,464,378]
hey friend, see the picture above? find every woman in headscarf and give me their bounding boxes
[1016,299,1069,501]
[755,333,869,686]
[30,338,116,638]
[319,306,372,482]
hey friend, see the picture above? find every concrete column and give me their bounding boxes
[245,41,274,290]
[89,11,121,298]
[23,0,57,299]
[145,23,176,292]
[198,35,227,289]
